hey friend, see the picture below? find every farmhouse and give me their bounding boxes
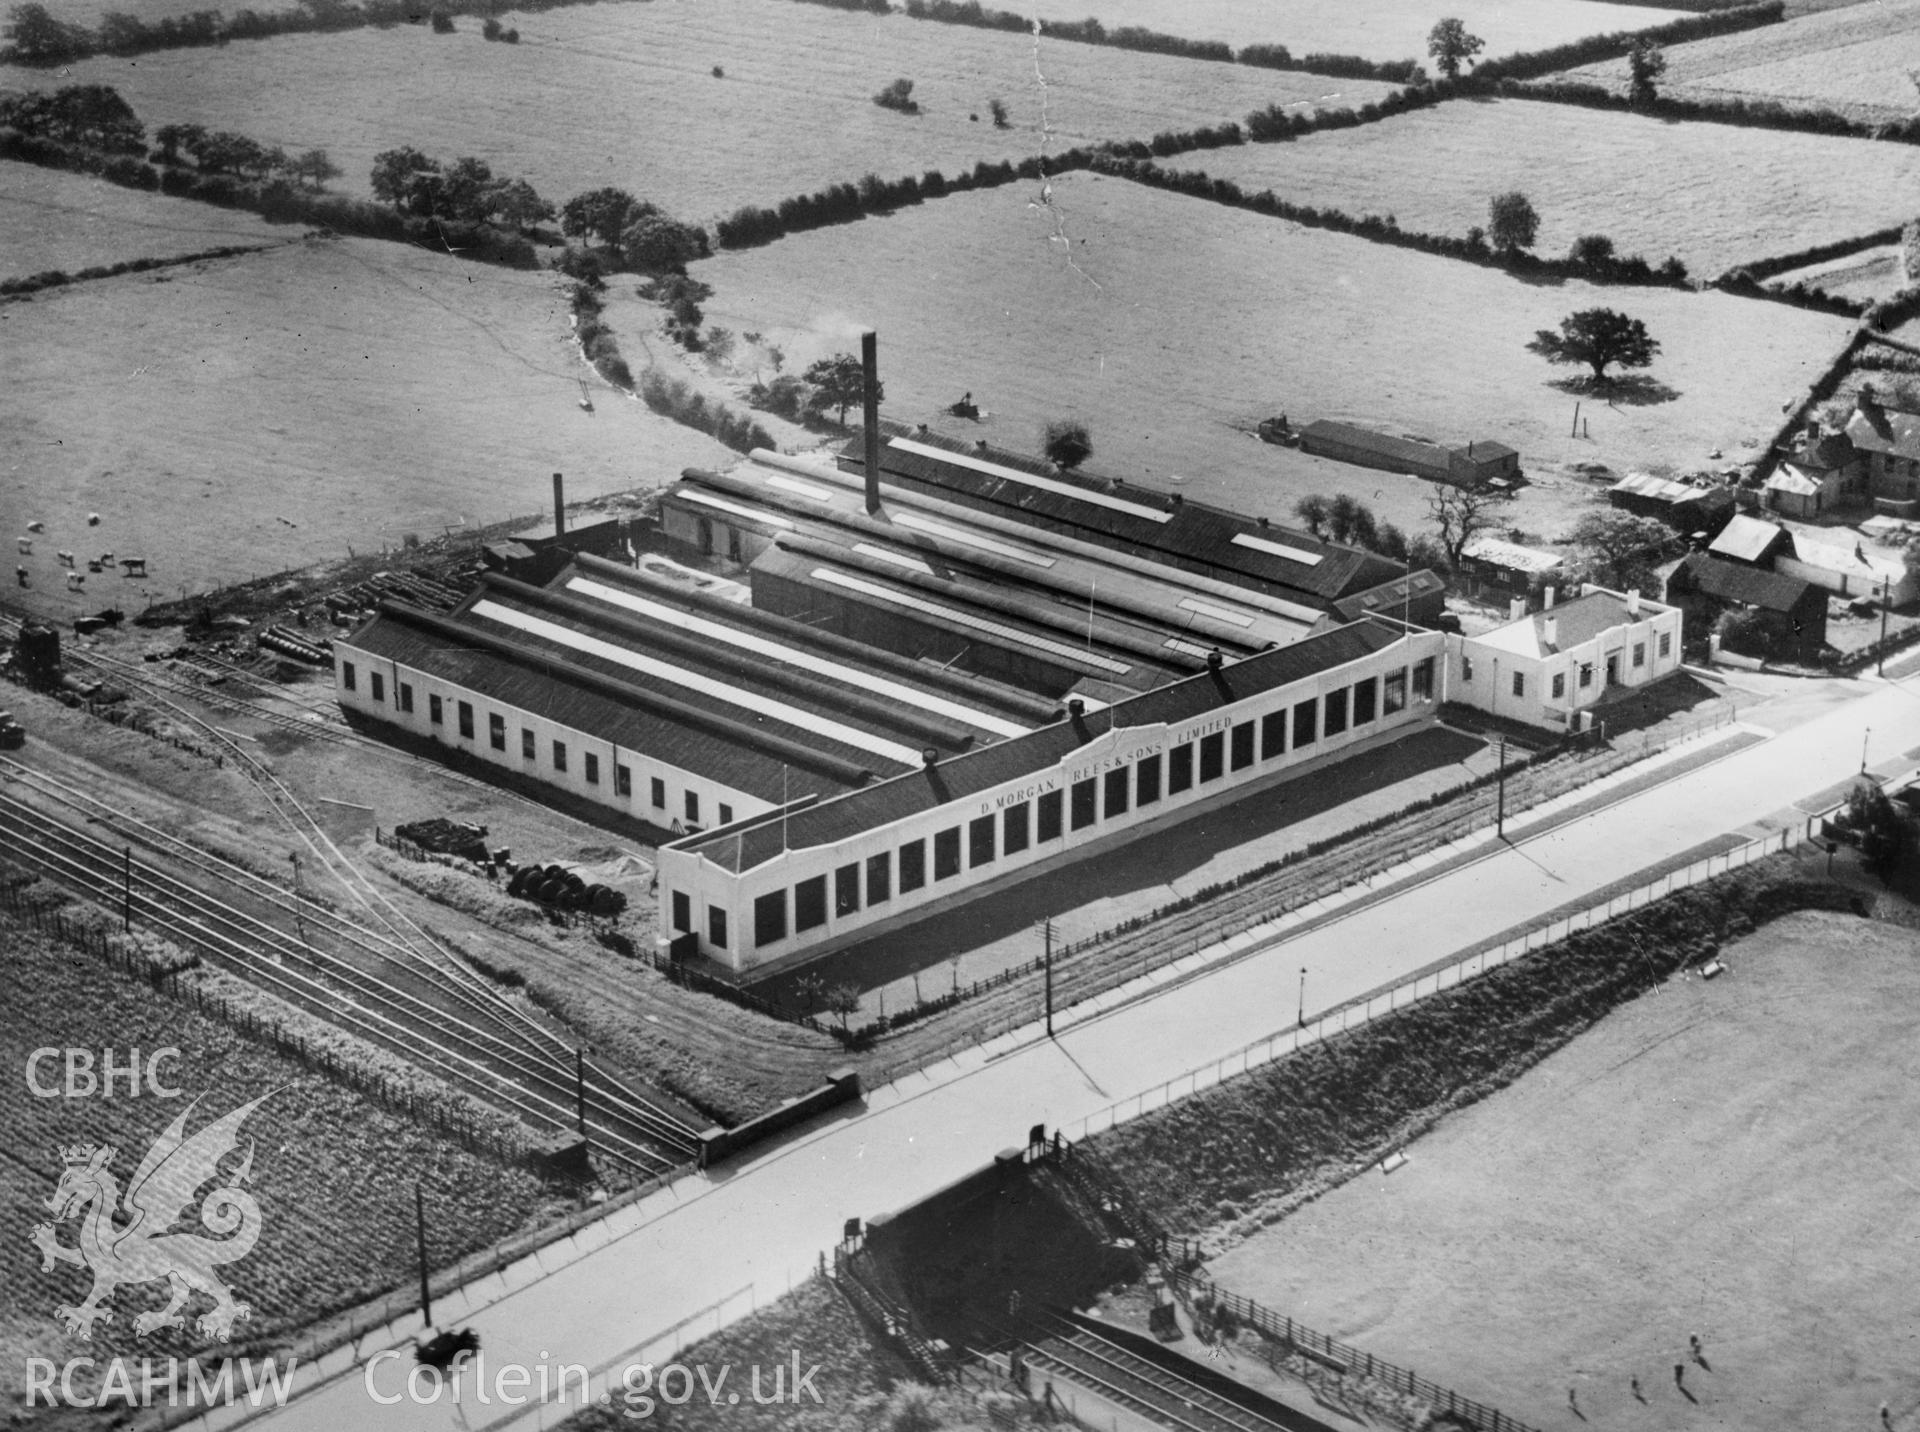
[1295,420,1520,488]
[1843,390,1920,512]
[1765,429,1860,519]
[1664,552,1827,660]
[1447,586,1684,730]
[654,620,1447,972]
[1607,472,1736,535]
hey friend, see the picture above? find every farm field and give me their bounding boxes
[692,174,1853,542]
[1769,243,1907,303]
[1010,0,1688,62]
[0,0,1393,225]
[0,913,566,1402]
[1206,910,1920,1432]
[1559,0,1920,119]
[0,162,295,279]
[0,234,721,612]
[1194,97,1920,278]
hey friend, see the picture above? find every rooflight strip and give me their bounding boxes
[767,474,834,502]
[851,544,937,576]
[889,437,1173,524]
[808,568,1133,675]
[678,490,793,527]
[1230,532,1325,566]
[563,577,1029,739]
[468,600,923,766]
[1164,638,1218,660]
[1177,596,1256,628]
[893,510,1057,568]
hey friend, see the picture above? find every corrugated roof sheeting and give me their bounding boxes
[679,619,1406,871]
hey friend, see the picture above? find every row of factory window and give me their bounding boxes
[341,663,732,827]
[668,658,1437,951]
[1458,633,1666,700]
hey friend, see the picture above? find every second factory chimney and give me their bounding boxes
[862,331,882,516]
[553,472,565,537]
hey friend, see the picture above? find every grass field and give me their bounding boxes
[0,233,723,611]
[1195,96,1920,278]
[0,162,294,279]
[0,0,1392,225]
[1011,0,1689,62]
[1560,0,1920,118]
[1769,243,1907,303]
[693,174,1853,539]
[1205,909,1920,1432]
[0,913,565,1401]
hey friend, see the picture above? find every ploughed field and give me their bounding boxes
[0,162,294,278]
[1193,96,1920,279]
[1,234,720,614]
[1007,0,1689,61]
[694,173,1853,537]
[1558,0,1920,119]
[1205,910,1920,1432]
[0,0,1392,224]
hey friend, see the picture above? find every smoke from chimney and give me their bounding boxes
[861,331,881,516]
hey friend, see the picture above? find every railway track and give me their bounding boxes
[0,783,698,1169]
[1019,1315,1315,1432]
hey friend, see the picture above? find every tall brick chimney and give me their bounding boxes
[861,331,882,516]
[553,472,565,537]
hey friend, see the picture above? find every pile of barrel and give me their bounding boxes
[505,863,627,918]
[257,625,332,665]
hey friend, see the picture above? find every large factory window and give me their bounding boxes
[1004,801,1031,854]
[457,701,474,739]
[1036,790,1064,842]
[969,815,996,866]
[899,839,926,892]
[1230,721,1255,771]
[398,683,414,714]
[489,713,506,751]
[835,862,861,916]
[933,827,962,880]
[369,672,383,703]
[429,694,443,725]
[671,892,691,933]
[1136,753,1162,806]
[708,906,728,949]
[615,764,632,797]
[1198,732,1224,783]
[685,791,701,824]
[552,740,568,773]
[1293,697,1318,747]
[753,891,787,947]
[1383,670,1407,716]
[585,753,600,785]
[867,851,892,904]
[1412,656,1435,701]
[719,803,733,825]
[1168,743,1194,794]
[1324,688,1349,737]
[1353,677,1377,726]
[1069,778,1097,831]
[522,729,536,761]
[1103,767,1129,819]
[341,661,356,692]
[1261,711,1285,760]
[795,876,827,932]
[651,777,666,809]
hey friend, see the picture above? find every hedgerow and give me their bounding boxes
[1732,226,1906,284]
[1519,74,1920,146]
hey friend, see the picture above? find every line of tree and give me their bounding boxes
[1290,492,1455,574]
[554,185,708,273]
[1519,72,1920,147]
[370,148,555,230]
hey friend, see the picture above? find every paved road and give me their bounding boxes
[198,677,1920,1432]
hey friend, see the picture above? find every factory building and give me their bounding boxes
[657,621,1445,972]
[334,553,1051,834]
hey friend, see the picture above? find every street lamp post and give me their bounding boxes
[1496,735,1508,839]
[1863,726,1872,775]
[1297,967,1307,1028]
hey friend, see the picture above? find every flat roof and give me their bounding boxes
[675,618,1409,872]
[1471,589,1667,659]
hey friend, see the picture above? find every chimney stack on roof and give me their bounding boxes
[1544,584,1556,609]
[1206,648,1224,672]
[920,747,939,768]
[1543,615,1559,649]
[1628,588,1641,616]
[861,331,882,516]
[1510,597,1526,621]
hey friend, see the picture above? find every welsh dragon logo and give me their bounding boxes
[32,1093,274,1341]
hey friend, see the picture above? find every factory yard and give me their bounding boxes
[2,234,723,612]
[694,174,1853,538]
[1193,97,1920,279]
[0,0,1393,224]
[1007,0,1688,61]
[1207,910,1920,1432]
[1561,0,1920,119]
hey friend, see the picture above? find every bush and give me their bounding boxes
[428,10,455,32]
[873,77,920,114]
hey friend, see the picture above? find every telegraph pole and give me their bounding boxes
[1496,735,1509,839]
[415,1183,432,1329]
[1879,576,1892,677]
[1297,966,1307,1028]
[1043,918,1054,1038]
